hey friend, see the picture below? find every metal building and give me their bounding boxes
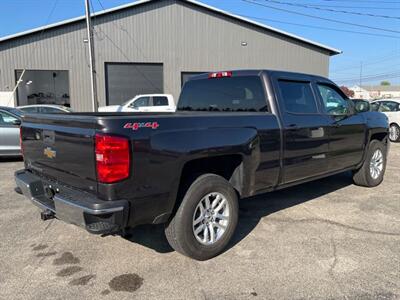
[0,0,341,111]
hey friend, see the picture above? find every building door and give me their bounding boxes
[105,63,163,106]
[15,70,70,107]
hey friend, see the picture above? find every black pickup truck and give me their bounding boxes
[15,70,389,260]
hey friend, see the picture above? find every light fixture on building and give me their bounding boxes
[26,80,33,85]
[241,41,248,46]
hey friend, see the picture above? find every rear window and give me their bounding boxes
[178,76,268,112]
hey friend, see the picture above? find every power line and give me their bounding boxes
[242,0,400,34]
[94,0,151,62]
[332,71,400,83]
[260,0,400,19]
[239,14,400,39]
[91,0,162,93]
[297,3,400,10]
[331,52,400,72]
[319,0,400,4]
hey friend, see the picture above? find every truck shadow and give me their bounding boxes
[227,171,354,251]
[124,171,354,255]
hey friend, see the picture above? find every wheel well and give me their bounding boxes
[390,122,399,127]
[370,132,387,143]
[177,154,243,200]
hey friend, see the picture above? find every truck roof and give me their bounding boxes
[187,70,333,84]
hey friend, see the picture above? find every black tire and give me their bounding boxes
[353,140,387,187]
[165,174,239,260]
[389,123,400,142]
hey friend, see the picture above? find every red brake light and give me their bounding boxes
[208,71,233,79]
[95,134,130,183]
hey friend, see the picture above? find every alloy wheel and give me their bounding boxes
[192,192,230,245]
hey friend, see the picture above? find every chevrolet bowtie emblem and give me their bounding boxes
[44,147,56,159]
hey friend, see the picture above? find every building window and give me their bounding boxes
[181,72,207,87]
[105,63,163,106]
[15,70,70,107]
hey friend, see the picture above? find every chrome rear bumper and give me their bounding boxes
[15,169,129,234]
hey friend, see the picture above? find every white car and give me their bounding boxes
[18,104,73,114]
[98,94,175,113]
[371,99,400,142]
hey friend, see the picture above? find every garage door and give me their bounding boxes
[106,63,163,105]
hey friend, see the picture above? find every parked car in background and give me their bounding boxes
[371,99,400,142]
[17,105,73,114]
[0,106,23,156]
[98,94,175,112]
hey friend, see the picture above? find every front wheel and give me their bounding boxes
[165,174,239,260]
[353,140,387,187]
[389,123,400,142]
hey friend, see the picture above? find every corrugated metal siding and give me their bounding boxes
[0,0,330,111]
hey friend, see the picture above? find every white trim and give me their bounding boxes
[0,0,341,54]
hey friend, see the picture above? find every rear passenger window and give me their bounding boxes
[39,107,62,114]
[153,96,168,106]
[278,80,318,114]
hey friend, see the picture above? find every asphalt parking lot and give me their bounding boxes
[0,144,399,300]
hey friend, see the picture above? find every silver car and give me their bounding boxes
[0,106,23,157]
[17,104,73,114]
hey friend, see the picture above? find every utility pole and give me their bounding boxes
[85,0,98,112]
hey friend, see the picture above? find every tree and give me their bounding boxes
[340,86,354,98]
[380,81,391,86]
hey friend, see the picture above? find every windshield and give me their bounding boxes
[178,76,268,112]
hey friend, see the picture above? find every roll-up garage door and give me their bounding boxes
[105,63,163,105]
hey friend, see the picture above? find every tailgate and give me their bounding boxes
[21,114,98,194]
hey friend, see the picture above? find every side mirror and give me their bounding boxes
[12,119,21,126]
[354,101,370,113]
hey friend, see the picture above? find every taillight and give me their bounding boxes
[208,71,233,79]
[95,134,130,183]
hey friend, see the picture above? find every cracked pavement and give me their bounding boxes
[0,143,399,300]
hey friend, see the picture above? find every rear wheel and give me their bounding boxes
[165,174,238,260]
[389,123,400,142]
[353,140,386,187]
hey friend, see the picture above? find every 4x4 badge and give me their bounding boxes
[124,122,159,131]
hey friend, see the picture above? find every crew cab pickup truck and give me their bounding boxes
[15,70,389,260]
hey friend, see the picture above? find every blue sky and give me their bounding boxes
[1,0,399,86]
